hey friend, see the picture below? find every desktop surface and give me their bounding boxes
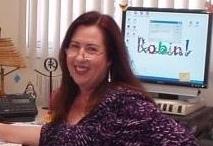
[0,107,48,145]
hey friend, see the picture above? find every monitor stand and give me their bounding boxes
[153,93,205,115]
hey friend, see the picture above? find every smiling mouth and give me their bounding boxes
[74,65,89,74]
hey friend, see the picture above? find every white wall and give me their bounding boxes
[0,0,19,44]
[0,0,213,106]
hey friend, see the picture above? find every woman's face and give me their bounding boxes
[66,25,111,91]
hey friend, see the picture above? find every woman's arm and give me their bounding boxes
[108,89,200,146]
[123,96,200,146]
[0,123,41,146]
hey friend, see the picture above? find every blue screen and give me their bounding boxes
[122,7,212,88]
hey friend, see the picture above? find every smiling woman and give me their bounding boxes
[65,25,110,94]
[0,11,200,146]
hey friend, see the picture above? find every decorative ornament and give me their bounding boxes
[119,0,128,11]
[24,81,37,99]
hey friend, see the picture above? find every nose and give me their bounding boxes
[76,47,87,60]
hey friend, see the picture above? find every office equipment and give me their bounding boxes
[0,94,38,122]
[122,7,212,115]
[154,97,205,115]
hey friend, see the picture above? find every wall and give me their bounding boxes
[0,0,19,44]
[0,0,213,106]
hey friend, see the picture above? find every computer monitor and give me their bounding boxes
[122,7,212,97]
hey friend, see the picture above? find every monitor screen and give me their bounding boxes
[122,7,212,89]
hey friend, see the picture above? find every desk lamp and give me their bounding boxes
[0,28,26,96]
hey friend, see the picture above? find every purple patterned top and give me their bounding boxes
[39,85,200,146]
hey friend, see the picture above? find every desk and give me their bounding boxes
[0,107,48,146]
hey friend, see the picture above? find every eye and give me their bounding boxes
[86,46,98,53]
[87,47,98,52]
[69,43,79,49]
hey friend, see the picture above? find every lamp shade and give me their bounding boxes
[0,38,26,67]
[0,37,26,96]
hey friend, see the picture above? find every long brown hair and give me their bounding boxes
[51,11,151,123]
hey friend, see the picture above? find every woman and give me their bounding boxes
[0,11,199,146]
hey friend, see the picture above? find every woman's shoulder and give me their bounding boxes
[102,83,157,113]
[105,83,151,102]
[106,83,140,95]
